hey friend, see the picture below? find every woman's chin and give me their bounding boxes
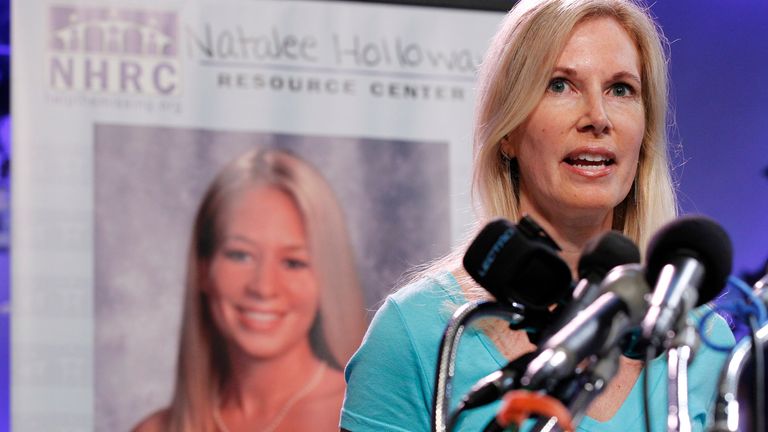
[545,197,622,225]
[232,342,297,361]
[563,191,628,214]
[226,331,315,363]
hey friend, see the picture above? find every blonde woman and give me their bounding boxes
[135,149,366,432]
[341,1,733,431]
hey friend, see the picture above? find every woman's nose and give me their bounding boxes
[577,93,612,137]
[245,261,278,299]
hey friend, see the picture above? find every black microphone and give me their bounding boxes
[520,264,650,391]
[463,217,572,342]
[539,231,640,342]
[639,216,733,351]
[464,216,572,309]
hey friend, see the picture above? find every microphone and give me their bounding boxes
[540,231,640,341]
[463,217,572,342]
[520,264,650,391]
[463,216,572,309]
[639,216,733,351]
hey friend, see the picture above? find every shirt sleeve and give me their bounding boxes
[340,297,433,432]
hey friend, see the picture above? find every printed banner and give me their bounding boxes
[13,1,502,430]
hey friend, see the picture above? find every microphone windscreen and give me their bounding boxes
[578,231,641,280]
[464,219,572,309]
[646,216,733,304]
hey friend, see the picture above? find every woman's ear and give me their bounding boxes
[500,133,515,159]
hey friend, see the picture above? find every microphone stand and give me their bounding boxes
[666,319,698,432]
[711,271,768,432]
[711,322,768,431]
[432,300,524,432]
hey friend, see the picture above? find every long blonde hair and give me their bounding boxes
[409,0,677,291]
[474,0,677,250]
[167,149,366,432]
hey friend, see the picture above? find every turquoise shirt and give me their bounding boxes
[341,272,735,432]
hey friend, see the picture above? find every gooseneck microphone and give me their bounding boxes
[640,216,733,350]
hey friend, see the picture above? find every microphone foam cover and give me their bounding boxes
[578,231,641,280]
[646,216,733,305]
[464,219,572,309]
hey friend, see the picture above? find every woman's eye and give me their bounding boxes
[611,83,634,97]
[548,78,568,94]
[283,258,309,269]
[223,249,250,262]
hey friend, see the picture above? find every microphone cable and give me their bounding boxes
[728,275,767,324]
[697,275,766,353]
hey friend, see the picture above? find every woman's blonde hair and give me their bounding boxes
[474,0,677,251]
[167,148,366,431]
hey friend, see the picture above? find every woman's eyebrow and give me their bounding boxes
[224,234,256,245]
[610,71,642,85]
[551,66,578,77]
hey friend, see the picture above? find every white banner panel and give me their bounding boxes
[13,1,503,430]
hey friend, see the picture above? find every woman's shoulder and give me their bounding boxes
[132,408,170,432]
[388,269,463,307]
[354,269,471,367]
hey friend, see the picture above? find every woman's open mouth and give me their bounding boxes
[563,153,615,171]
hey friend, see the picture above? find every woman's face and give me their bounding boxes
[206,185,320,360]
[507,17,645,225]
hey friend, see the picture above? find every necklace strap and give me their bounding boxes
[213,362,327,432]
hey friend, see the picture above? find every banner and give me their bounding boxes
[13,1,502,430]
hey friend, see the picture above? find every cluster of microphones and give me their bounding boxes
[431,215,768,432]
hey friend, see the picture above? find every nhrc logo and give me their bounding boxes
[48,6,180,96]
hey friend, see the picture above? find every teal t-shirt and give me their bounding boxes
[341,272,735,432]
